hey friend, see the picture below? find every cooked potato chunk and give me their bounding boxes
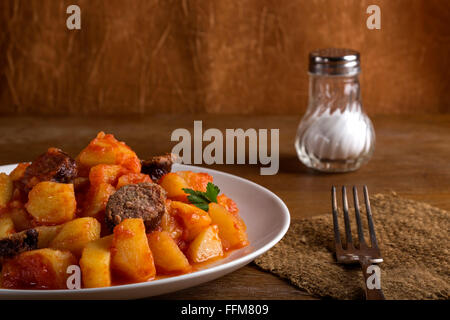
[159,173,190,201]
[49,217,101,256]
[8,163,30,182]
[171,201,212,241]
[0,214,15,239]
[6,204,34,231]
[111,218,155,282]
[208,203,249,251]
[160,201,183,241]
[147,231,190,274]
[176,171,213,192]
[25,181,76,225]
[116,173,152,189]
[217,194,239,215]
[0,173,13,209]
[82,183,115,219]
[80,235,113,288]
[1,248,77,289]
[159,172,214,202]
[89,164,124,186]
[35,225,63,248]
[187,225,223,263]
[76,132,141,173]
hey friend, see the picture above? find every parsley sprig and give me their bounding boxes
[182,182,220,212]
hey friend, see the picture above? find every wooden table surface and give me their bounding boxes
[0,114,449,299]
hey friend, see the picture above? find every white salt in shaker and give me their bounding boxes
[295,48,375,172]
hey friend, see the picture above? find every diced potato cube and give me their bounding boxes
[25,182,76,225]
[89,164,124,186]
[35,225,63,248]
[160,201,183,241]
[111,219,155,282]
[187,225,223,263]
[80,235,113,288]
[175,171,213,192]
[1,248,77,289]
[82,183,115,219]
[76,132,141,173]
[217,194,239,215]
[147,231,191,274]
[8,163,30,181]
[7,204,33,231]
[208,203,249,251]
[159,171,215,202]
[116,173,152,189]
[171,201,212,241]
[49,217,101,257]
[0,214,15,239]
[0,173,13,208]
[159,173,190,201]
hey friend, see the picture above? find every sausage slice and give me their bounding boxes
[105,182,167,232]
[16,148,78,193]
[0,229,39,262]
[141,154,173,182]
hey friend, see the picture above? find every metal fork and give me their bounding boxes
[331,185,385,300]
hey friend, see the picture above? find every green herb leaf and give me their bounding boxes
[182,182,220,212]
[205,182,220,203]
[193,202,209,212]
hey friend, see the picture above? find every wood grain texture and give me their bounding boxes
[0,0,449,115]
[0,114,449,299]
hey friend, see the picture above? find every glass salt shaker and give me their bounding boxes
[295,48,375,172]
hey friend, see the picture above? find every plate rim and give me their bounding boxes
[0,163,290,296]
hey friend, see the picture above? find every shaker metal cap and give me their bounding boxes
[309,48,360,76]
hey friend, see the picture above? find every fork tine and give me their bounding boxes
[363,185,379,248]
[352,186,367,248]
[342,186,354,249]
[331,186,342,249]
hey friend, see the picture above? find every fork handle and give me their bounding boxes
[360,258,385,300]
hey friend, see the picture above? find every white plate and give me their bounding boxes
[0,163,290,299]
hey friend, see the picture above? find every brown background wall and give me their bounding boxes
[0,0,449,116]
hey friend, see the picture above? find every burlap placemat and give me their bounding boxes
[254,193,450,300]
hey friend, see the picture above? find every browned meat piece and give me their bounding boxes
[105,182,166,232]
[0,229,39,262]
[141,154,173,182]
[15,148,78,193]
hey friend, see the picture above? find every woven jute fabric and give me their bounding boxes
[254,193,450,300]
